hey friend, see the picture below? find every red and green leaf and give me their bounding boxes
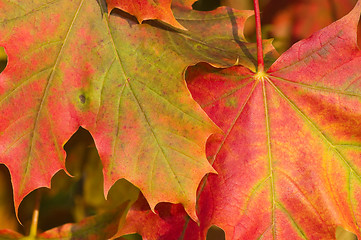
[0,0,103,215]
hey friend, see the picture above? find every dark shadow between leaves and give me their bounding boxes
[0,47,8,73]
[0,165,21,233]
[226,8,257,68]
[110,8,183,34]
[192,0,221,11]
[115,233,142,240]
[95,0,107,15]
[109,9,139,28]
[207,225,225,240]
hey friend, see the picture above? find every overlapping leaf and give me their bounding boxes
[0,0,273,221]
[113,194,199,240]
[107,0,186,29]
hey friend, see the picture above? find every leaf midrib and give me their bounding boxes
[261,78,276,239]
[270,75,361,98]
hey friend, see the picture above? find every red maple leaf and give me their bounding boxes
[118,1,361,239]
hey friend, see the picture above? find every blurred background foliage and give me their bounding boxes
[0,0,360,239]
[193,0,360,52]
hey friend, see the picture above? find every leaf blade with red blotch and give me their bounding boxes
[90,2,265,221]
[0,0,105,214]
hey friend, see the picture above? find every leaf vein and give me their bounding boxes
[267,78,361,183]
[261,79,276,239]
[131,77,208,127]
[0,67,52,105]
[126,78,188,199]
[277,169,332,234]
[276,202,308,239]
[270,75,361,98]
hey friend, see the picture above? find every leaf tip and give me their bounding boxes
[347,0,361,25]
[184,202,199,224]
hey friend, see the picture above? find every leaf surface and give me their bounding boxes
[0,0,267,220]
[185,0,361,238]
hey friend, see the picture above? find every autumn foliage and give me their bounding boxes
[0,0,361,239]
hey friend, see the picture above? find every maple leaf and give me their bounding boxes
[0,0,271,220]
[185,0,361,239]
[0,0,100,216]
[90,1,260,222]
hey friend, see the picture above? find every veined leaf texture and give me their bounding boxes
[1,0,361,239]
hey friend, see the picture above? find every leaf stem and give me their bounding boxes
[253,0,264,73]
[29,191,41,238]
